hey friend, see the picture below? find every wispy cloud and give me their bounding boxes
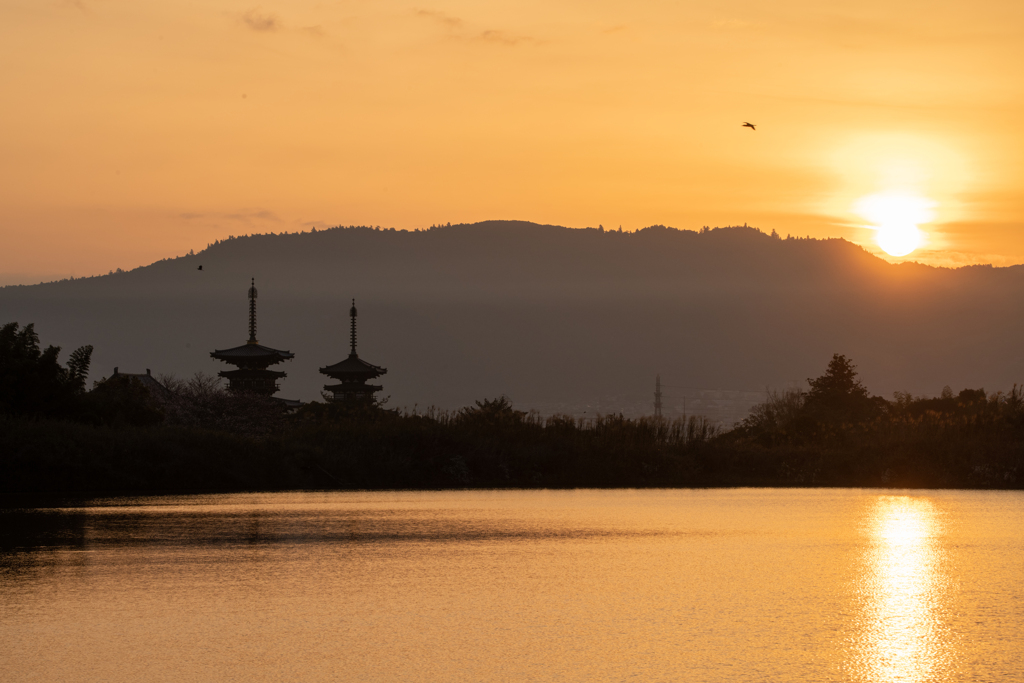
[226,210,281,222]
[236,9,329,40]
[242,8,281,32]
[300,25,326,39]
[478,30,539,46]
[415,8,539,47]
[416,9,463,29]
[179,210,282,223]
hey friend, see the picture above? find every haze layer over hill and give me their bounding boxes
[2,221,1022,418]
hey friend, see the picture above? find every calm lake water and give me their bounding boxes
[2,489,1022,682]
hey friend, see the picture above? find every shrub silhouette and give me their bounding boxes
[83,375,165,427]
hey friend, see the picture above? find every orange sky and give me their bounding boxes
[1,0,1022,284]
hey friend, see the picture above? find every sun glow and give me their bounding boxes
[854,193,936,257]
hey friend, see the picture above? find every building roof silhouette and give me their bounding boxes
[210,343,294,363]
[105,367,172,400]
[319,354,385,380]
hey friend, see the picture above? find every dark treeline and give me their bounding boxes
[728,354,1023,488]
[1,322,1022,495]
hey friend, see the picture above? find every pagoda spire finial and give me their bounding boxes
[247,277,258,344]
[349,298,357,356]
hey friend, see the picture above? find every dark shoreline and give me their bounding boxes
[3,414,1021,499]
[5,483,1024,507]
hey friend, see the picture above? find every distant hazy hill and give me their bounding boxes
[3,221,1023,417]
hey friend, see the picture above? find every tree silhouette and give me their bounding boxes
[803,353,881,422]
[0,322,93,417]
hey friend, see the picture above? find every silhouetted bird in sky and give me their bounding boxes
[197,265,203,271]
[742,122,756,130]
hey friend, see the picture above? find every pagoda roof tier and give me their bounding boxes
[324,382,383,393]
[319,354,386,380]
[218,368,287,380]
[211,343,294,365]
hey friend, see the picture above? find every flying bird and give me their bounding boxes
[742,122,756,130]
[197,265,203,271]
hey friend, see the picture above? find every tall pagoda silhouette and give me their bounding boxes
[210,278,294,395]
[319,299,386,402]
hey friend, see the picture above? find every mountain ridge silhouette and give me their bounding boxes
[3,220,1022,413]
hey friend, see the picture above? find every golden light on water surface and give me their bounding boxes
[854,496,952,682]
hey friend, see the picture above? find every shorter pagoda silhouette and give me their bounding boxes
[319,300,386,402]
[211,278,294,395]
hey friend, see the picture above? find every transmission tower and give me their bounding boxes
[654,374,663,418]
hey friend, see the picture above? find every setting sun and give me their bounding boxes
[854,193,936,257]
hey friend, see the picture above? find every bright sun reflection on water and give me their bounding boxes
[855,497,951,682]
